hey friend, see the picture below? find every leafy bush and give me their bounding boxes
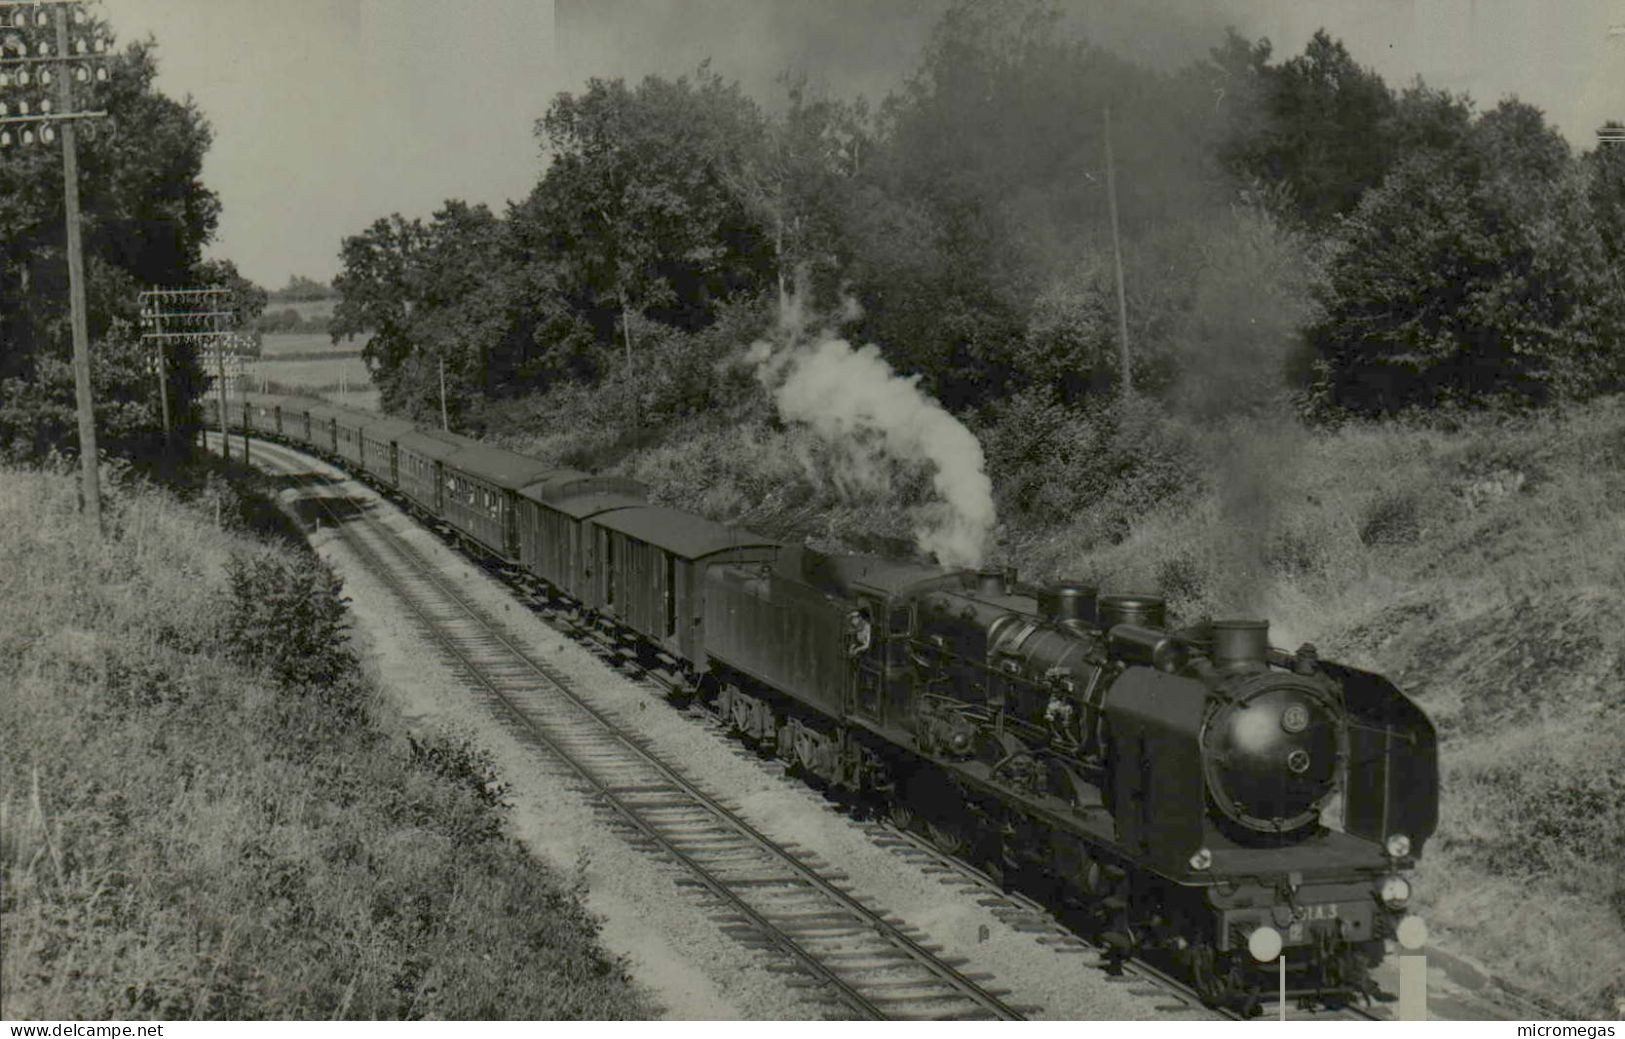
[221,551,366,723]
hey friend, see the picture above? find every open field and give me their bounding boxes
[257,332,364,359]
[246,333,377,411]
[280,298,337,322]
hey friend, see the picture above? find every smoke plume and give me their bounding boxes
[746,294,996,568]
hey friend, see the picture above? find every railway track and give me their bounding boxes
[237,436,1027,1022]
[225,432,1410,1027]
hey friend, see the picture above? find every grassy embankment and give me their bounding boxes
[489,386,1625,1016]
[0,461,650,1020]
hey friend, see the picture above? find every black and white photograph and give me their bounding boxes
[1,0,1621,1027]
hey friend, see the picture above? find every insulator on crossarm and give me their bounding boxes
[0,130,11,148]
[40,124,55,144]
[21,127,35,145]
[95,65,109,82]
[39,68,52,85]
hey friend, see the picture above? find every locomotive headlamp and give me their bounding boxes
[1380,875,1410,908]
[1188,847,1213,871]
[1386,833,1412,859]
[1247,926,1283,962]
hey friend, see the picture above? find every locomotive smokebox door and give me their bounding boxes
[1102,669,1208,876]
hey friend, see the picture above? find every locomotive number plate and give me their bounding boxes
[1303,903,1339,920]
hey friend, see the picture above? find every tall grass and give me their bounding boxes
[0,462,650,1020]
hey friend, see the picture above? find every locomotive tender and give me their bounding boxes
[212,391,1438,1012]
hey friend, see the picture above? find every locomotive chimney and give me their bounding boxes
[1212,619,1269,671]
[1098,594,1167,631]
[976,567,1006,597]
[1040,582,1098,632]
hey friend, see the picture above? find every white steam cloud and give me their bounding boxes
[745,294,996,569]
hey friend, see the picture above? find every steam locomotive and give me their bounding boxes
[209,392,1438,1013]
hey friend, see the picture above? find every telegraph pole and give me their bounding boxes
[140,287,244,461]
[438,355,449,431]
[234,332,250,465]
[1,1,112,529]
[1103,105,1132,398]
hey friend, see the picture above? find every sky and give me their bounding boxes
[100,0,1625,289]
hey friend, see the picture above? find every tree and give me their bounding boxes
[332,201,515,421]
[1217,29,1397,225]
[725,75,871,306]
[1306,99,1621,414]
[1,28,228,459]
[829,0,1238,410]
[513,66,773,373]
[271,274,333,301]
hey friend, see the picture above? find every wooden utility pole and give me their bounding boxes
[4,3,114,515]
[216,341,229,461]
[1103,105,1132,397]
[240,384,249,461]
[616,285,641,440]
[154,343,171,442]
[438,355,449,431]
[141,287,240,459]
[57,7,100,524]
